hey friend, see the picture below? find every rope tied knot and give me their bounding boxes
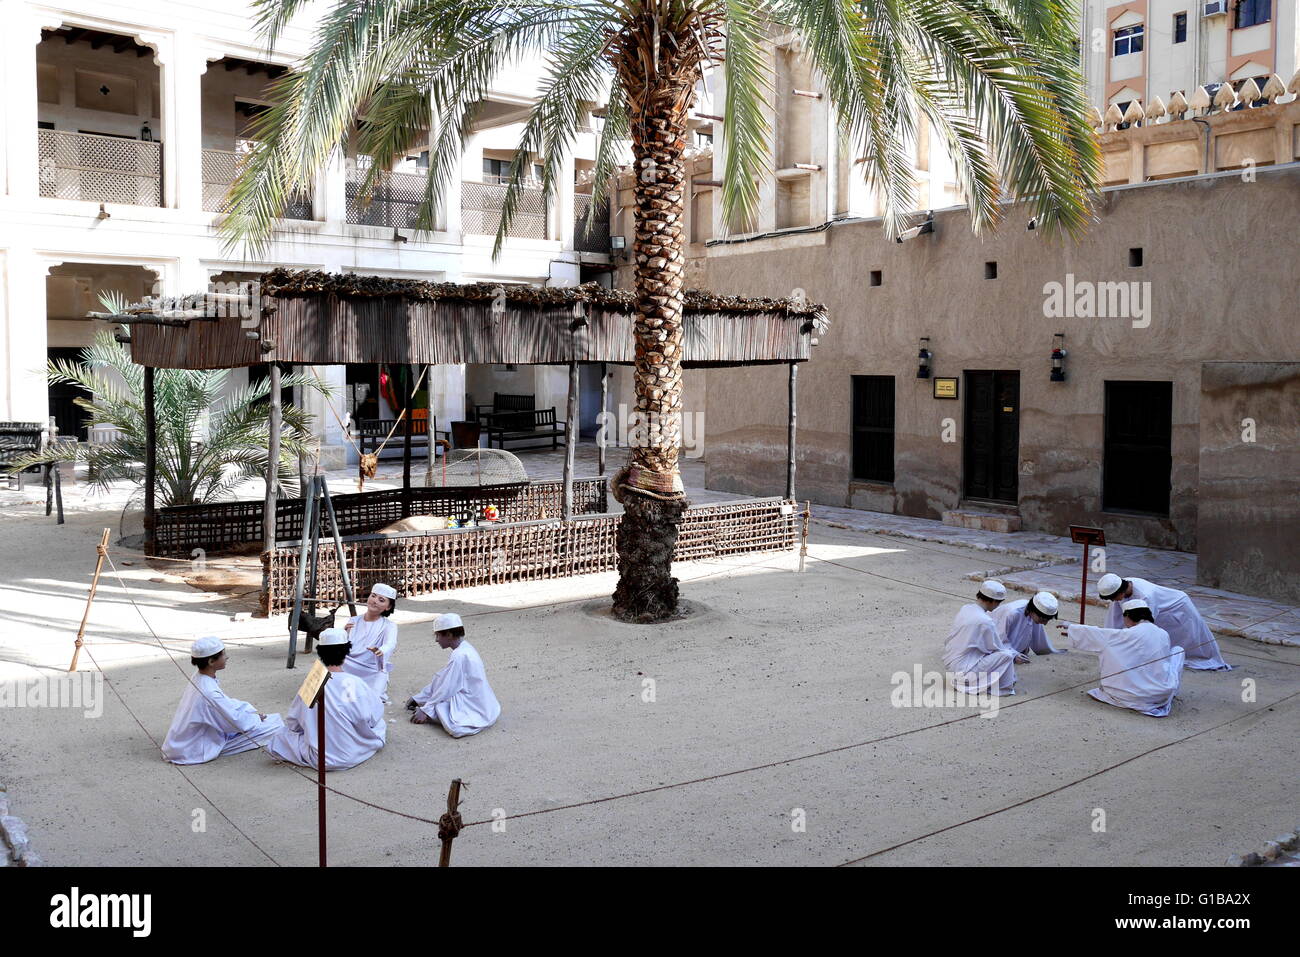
[437,809,463,842]
[96,545,109,557]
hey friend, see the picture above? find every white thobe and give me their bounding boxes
[411,641,501,737]
[1104,578,1231,671]
[341,615,399,700]
[161,674,283,765]
[267,671,387,770]
[991,599,1060,656]
[942,604,1017,696]
[1066,621,1184,717]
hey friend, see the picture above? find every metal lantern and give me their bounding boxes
[1051,333,1067,382]
[916,337,932,379]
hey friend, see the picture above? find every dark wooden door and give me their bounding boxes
[852,375,895,483]
[47,348,90,441]
[963,370,1020,503]
[1103,380,1172,515]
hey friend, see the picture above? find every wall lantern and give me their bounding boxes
[916,337,932,379]
[1050,333,1067,382]
[609,235,628,259]
[140,122,153,142]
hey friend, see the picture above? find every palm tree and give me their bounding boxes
[222,0,1100,622]
[10,330,325,507]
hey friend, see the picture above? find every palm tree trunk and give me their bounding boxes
[611,68,696,623]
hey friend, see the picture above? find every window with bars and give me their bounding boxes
[1113,24,1144,57]
[1234,0,1271,28]
[1173,12,1187,43]
[851,375,895,484]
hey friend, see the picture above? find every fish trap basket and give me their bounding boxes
[430,448,528,487]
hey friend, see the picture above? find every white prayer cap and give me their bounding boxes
[1031,592,1059,617]
[317,628,350,646]
[433,613,463,632]
[191,636,225,657]
[371,583,397,600]
[1121,598,1150,613]
[977,580,1006,601]
[1097,573,1124,599]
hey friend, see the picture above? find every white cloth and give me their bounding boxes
[942,604,1017,696]
[161,674,283,765]
[991,599,1060,656]
[341,615,399,700]
[411,641,501,737]
[1104,578,1231,671]
[1067,621,1184,717]
[267,671,386,770]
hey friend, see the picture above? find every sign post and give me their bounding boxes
[296,661,331,867]
[1068,525,1106,625]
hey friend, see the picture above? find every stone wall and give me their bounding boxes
[1197,362,1300,603]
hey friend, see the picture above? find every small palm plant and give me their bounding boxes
[10,329,326,506]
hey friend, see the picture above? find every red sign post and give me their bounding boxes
[1069,525,1106,625]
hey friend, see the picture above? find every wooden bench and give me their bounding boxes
[357,413,449,459]
[485,408,567,451]
[0,422,44,490]
[473,392,534,424]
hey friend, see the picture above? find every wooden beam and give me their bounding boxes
[598,362,608,476]
[63,28,86,46]
[263,362,282,601]
[143,366,156,556]
[224,59,240,72]
[786,362,797,500]
[563,362,579,520]
[401,364,414,516]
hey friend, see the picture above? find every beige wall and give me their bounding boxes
[699,163,1300,551]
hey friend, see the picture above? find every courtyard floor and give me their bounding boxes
[1,445,1296,866]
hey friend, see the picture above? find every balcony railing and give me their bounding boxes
[461,180,549,240]
[202,147,312,219]
[346,167,433,229]
[38,129,161,207]
[573,192,609,253]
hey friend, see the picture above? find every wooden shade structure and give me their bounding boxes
[111,269,828,561]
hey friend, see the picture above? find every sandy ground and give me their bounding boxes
[1,485,1297,868]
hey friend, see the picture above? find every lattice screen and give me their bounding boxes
[461,180,549,239]
[38,129,161,206]
[573,192,610,252]
[346,168,434,229]
[202,148,312,219]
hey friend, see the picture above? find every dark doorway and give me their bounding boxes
[578,364,604,438]
[851,375,895,483]
[963,370,1020,503]
[48,347,91,441]
[248,363,295,410]
[1103,380,1172,515]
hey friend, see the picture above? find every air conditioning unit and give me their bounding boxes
[1202,0,1228,16]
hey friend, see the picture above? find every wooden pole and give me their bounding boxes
[438,778,464,867]
[53,462,64,525]
[305,475,323,651]
[401,365,414,517]
[143,366,157,556]
[69,528,111,672]
[563,362,579,520]
[786,362,797,501]
[315,678,329,868]
[1079,542,1089,625]
[799,501,810,573]
[287,483,317,669]
[263,362,282,602]
[320,479,358,618]
[598,363,608,477]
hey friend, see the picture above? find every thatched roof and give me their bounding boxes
[120,270,828,370]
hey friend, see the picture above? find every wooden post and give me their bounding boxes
[786,362,797,500]
[320,479,358,618]
[53,463,64,525]
[314,677,329,868]
[563,362,579,520]
[287,480,317,669]
[438,778,464,867]
[143,366,157,556]
[1079,542,1090,625]
[401,365,414,517]
[598,363,609,477]
[263,362,282,601]
[69,528,111,672]
[305,475,323,650]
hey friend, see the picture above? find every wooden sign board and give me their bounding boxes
[1069,525,1106,547]
[933,377,959,399]
[297,660,330,707]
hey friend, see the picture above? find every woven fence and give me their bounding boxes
[154,478,607,556]
[264,497,796,613]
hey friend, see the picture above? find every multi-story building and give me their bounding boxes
[0,0,615,466]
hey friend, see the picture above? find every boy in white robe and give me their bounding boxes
[342,582,399,701]
[268,629,387,770]
[1097,573,1231,671]
[942,580,1021,696]
[162,636,283,765]
[991,590,1062,656]
[406,613,501,737]
[1059,599,1184,717]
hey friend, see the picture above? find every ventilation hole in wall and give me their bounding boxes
[1129,247,1144,267]
[869,270,882,287]
[984,261,998,280]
